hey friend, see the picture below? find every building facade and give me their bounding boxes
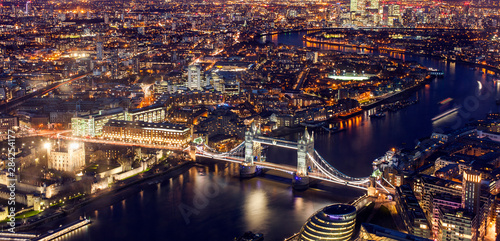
[438,208,477,241]
[187,65,203,90]
[102,120,191,148]
[298,204,356,241]
[71,105,167,137]
[48,143,85,173]
[396,185,431,239]
[462,170,482,214]
[0,114,18,134]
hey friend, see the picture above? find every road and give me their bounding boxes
[0,130,72,141]
[0,73,90,112]
[52,134,189,151]
[294,67,309,90]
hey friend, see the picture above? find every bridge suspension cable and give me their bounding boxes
[200,141,246,157]
[195,139,372,189]
[306,153,369,186]
[310,150,370,183]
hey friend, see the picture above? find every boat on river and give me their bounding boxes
[369,112,386,118]
[431,107,460,121]
[439,97,453,105]
[235,232,264,241]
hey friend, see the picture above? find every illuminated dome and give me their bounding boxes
[298,204,356,241]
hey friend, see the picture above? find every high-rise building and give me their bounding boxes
[96,39,103,60]
[381,5,389,25]
[389,5,401,16]
[350,0,358,12]
[430,194,462,238]
[462,170,481,214]
[187,65,202,90]
[438,208,478,241]
[25,1,31,16]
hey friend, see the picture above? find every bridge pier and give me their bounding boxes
[367,176,377,197]
[292,173,309,190]
[240,164,258,178]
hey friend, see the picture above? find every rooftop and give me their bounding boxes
[105,119,189,131]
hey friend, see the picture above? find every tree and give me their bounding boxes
[134,147,143,161]
[91,150,106,163]
[117,155,132,171]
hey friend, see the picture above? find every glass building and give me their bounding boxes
[298,204,356,241]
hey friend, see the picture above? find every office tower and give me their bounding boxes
[25,1,31,16]
[350,0,358,12]
[187,65,202,90]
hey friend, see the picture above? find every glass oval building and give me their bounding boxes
[298,204,356,241]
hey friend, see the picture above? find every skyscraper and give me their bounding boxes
[350,0,358,12]
[187,65,202,90]
[462,170,481,214]
[25,1,31,16]
[96,39,103,60]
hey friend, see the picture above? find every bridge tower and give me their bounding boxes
[367,176,377,197]
[294,128,314,190]
[241,123,261,177]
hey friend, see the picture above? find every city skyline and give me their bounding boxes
[0,0,499,240]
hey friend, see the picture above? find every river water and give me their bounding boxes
[54,31,500,241]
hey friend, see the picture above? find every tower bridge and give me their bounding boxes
[195,124,392,194]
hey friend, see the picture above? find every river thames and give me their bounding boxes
[54,31,500,241]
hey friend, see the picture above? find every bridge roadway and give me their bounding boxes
[195,151,372,191]
[42,135,391,192]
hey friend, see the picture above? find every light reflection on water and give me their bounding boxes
[52,31,500,241]
[262,30,500,178]
[51,162,363,241]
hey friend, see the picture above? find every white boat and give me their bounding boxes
[431,107,459,121]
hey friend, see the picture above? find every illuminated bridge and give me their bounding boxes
[196,124,391,193]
